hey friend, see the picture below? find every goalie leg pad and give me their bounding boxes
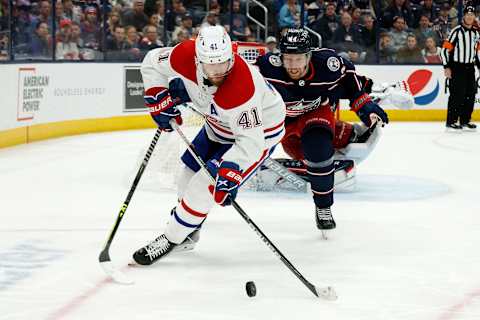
[302,127,335,208]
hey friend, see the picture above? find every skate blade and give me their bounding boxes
[445,128,463,133]
[172,241,196,253]
[321,230,329,240]
[100,261,134,285]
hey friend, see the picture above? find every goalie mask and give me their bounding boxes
[195,26,234,84]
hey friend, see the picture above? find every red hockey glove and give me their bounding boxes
[144,87,183,131]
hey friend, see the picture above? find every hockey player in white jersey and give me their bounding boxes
[133,26,286,265]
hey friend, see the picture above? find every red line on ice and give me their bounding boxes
[45,266,129,320]
[438,287,480,320]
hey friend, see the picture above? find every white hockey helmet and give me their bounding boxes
[195,26,233,64]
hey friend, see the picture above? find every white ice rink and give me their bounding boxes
[1,122,479,320]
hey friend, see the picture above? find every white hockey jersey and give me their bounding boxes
[141,40,286,171]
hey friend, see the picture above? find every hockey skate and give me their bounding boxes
[132,234,176,265]
[446,123,463,132]
[315,207,336,240]
[172,229,201,253]
[461,123,477,131]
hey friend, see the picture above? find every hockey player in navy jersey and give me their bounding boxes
[133,26,286,265]
[255,28,389,236]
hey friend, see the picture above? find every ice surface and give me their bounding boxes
[1,123,479,320]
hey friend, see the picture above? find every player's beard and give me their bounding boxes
[286,66,308,80]
[207,75,227,86]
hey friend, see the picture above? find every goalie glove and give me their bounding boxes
[351,92,389,127]
[144,87,183,132]
[207,160,243,206]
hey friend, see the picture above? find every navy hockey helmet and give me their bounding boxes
[279,28,312,54]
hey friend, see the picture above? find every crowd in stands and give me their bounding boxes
[0,0,477,63]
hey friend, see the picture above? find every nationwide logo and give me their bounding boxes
[406,69,439,105]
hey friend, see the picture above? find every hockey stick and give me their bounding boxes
[99,128,162,284]
[171,121,337,300]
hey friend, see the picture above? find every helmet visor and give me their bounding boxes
[200,60,231,78]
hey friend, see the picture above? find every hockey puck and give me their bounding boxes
[245,281,256,297]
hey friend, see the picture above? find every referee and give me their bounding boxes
[441,3,479,131]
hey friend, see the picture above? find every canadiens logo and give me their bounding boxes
[327,57,340,72]
[269,55,282,67]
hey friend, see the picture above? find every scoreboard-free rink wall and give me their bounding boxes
[1,62,479,148]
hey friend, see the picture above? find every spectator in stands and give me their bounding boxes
[266,36,280,53]
[55,19,79,60]
[125,25,140,51]
[388,16,408,52]
[31,0,53,30]
[122,0,149,32]
[172,13,193,43]
[139,24,163,51]
[209,0,222,16]
[201,11,219,27]
[307,0,326,25]
[421,36,441,63]
[62,0,81,24]
[13,2,34,51]
[148,13,165,41]
[30,21,51,59]
[382,0,414,28]
[106,25,128,51]
[361,14,377,50]
[170,29,189,45]
[354,0,370,10]
[433,2,453,41]
[396,33,423,63]
[415,0,439,25]
[311,2,339,47]
[350,6,362,25]
[55,2,66,26]
[223,0,252,41]
[70,21,84,50]
[0,32,8,60]
[333,12,364,49]
[278,0,307,31]
[107,10,122,38]
[165,0,190,32]
[81,6,101,51]
[414,14,438,48]
[379,32,396,62]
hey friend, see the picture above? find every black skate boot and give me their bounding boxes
[315,207,336,239]
[461,123,477,131]
[446,123,463,132]
[133,234,176,265]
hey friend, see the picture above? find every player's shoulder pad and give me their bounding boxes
[255,52,286,83]
[214,54,254,110]
[170,39,197,84]
[311,49,353,74]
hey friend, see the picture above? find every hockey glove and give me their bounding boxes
[207,160,243,206]
[351,93,389,127]
[144,87,183,132]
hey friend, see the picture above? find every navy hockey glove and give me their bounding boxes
[351,93,389,126]
[144,87,183,132]
[207,160,243,206]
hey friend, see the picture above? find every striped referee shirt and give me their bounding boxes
[441,24,480,66]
